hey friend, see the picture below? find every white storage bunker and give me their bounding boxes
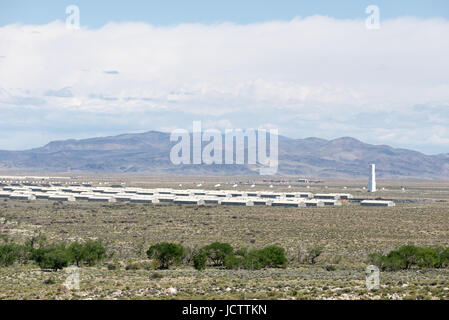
[271,200,305,207]
[314,194,340,200]
[48,195,76,202]
[252,199,272,206]
[0,192,11,198]
[201,196,221,204]
[9,194,36,201]
[88,196,116,203]
[113,194,134,202]
[174,197,205,205]
[130,197,159,204]
[219,199,254,206]
[336,194,353,200]
[154,195,175,203]
[305,200,325,207]
[260,192,282,199]
[361,200,395,207]
[322,200,342,206]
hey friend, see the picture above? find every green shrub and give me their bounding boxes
[202,242,233,266]
[68,240,106,266]
[397,245,420,269]
[0,244,23,266]
[224,245,287,270]
[68,242,84,267]
[369,245,449,271]
[440,248,449,267]
[255,245,287,268]
[31,245,71,271]
[223,254,245,270]
[381,250,407,271]
[193,251,207,271]
[81,240,106,266]
[146,242,186,269]
[416,247,441,268]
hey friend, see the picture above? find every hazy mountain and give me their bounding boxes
[0,131,448,179]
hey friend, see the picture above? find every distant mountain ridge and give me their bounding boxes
[0,131,448,179]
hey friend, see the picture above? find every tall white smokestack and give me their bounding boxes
[368,164,376,192]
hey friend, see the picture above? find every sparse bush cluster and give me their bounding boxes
[144,241,288,271]
[222,245,287,270]
[369,245,449,271]
[0,234,107,271]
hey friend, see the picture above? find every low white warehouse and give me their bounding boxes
[48,195,76,202]
[361,200,395,207]
[271,200,305,207]
[88,196,116,203]
[9,194,36,200]
[219,199,254,206]
[173,197,205,205]
[305,200,325,207]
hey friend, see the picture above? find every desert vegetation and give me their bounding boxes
[0,193,448,300]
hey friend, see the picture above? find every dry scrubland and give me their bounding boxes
[0,181,448,300]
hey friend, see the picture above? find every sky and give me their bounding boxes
[0,0,449,154]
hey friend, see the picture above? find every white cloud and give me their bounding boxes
[0,17,449,152]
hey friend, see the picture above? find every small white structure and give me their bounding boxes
[361,200,395,207]
[368,164,376,192]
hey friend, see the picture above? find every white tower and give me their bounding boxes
[368,164,376,192]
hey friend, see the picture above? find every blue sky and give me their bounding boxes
[1,0,449,26]
[0,1,449,154]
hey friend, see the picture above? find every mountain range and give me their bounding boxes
[0,131,448,179]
